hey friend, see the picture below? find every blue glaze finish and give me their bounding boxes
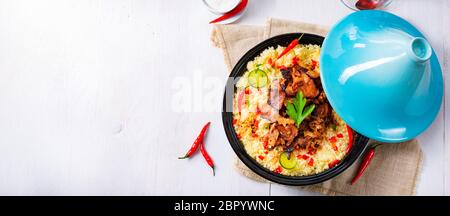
[320,10,443,143]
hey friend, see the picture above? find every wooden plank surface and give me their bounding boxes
[0,0,447,195]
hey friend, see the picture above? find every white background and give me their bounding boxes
[0,0,448,195]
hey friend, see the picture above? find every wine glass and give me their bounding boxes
[341,0,393,11]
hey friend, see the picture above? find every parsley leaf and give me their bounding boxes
[286,92,316,127]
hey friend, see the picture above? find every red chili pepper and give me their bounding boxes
[258,155,265,160]
[308,158,314,166]
[346,125,354,154]
[277,33,304,60]
[328,159,340,168]
[351,144,380,185]
[178,122,211,159]
[274,166,283,174]
[209,0,248,24]
[200,140,215,176]
[311,60,318,70]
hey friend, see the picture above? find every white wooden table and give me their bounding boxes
[0,0,448,195]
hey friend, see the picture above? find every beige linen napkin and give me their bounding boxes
[212,18,423,196]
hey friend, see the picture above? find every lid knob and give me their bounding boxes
[409,37,432,63]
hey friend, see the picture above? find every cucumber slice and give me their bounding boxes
[279,152,297,170]
[248,69,268,88]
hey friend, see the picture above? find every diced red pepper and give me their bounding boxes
[264,151,268,155]
[337,133,344,138]
[277,65,287,70]
[253,120,259,130]
[328,159,340,168]
[307,149,315,155]
[297,154,310,160]
[256,106,262,115]
[274,166,283,174]
[263,140,268,150]
[258,155,265,160]
[232,119,237,125]
[329,136,337,143]
[245,88,251,94]
[311,60,318,70]
[292,56,299,65]
[268,57,275,67]
[308,158,314,166]
[332,143,338,152]
[237,133,241,139]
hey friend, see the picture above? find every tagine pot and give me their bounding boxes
[320,10,443,142]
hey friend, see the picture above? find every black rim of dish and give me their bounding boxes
[222,33,370,186]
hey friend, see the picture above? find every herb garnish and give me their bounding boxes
[286,92,315,127]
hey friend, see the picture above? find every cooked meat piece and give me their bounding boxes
[277,117,295,126]
[314,78,323,91]
[293,136,307,149]
[306,69,320,79]
[259,104,280,123]
[308,117,325,134]
[281,68,292,82]
[295,64,320,79]
[280,69,290,91]
[268,79,286,110]
[267,124,279,148]
[304,116,327,145]
[285,67,319,98]
[292,132,322,152]
[294,65,308,74]
[307,139,321,153]
[314,91,327,104]
[299,73,320,98]
[314,103,331,119]
[275,137,286,146]
[276,124,298,144]
[284,67,301,96]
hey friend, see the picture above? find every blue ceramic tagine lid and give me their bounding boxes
[320,10,443,143]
